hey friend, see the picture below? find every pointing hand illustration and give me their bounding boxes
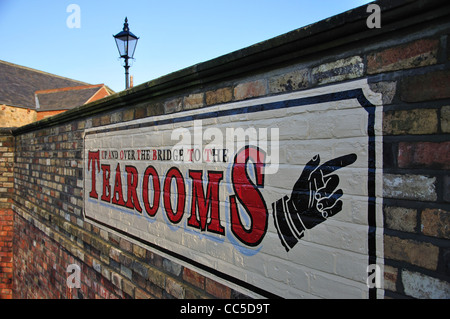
[273,154,357,252]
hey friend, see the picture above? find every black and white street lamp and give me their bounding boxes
[113,17,139,90]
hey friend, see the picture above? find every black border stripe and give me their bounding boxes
[84,88,379,299]
[357,94,378,299]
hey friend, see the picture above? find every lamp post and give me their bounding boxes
[113,17,139,90]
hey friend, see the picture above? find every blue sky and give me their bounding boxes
[0,0,372,92]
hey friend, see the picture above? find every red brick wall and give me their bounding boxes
[36,110,66,122]
[378,36,450,298]
[0,130,14,299]
[0,208,13,299]
[12,211,127,299]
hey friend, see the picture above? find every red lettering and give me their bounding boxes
[188,170,224,235]
[101,164,111,202]
[88,150,100,199]
[125,166,142,213]
[163,168,185,224]
[87,147,270,248]
[229,146,268,247]
[142,166,160,217]
[112,163,126,206]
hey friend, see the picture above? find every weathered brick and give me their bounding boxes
[367,39,439,74]
[135,287,153,299]
[383,109,438,135]
[121,266,133,282]
[122,279,135,297]
[145,282,163,299]
[131,260,149,279]
[184,93,204,110]
[182,268,205,289]
[135,106,147,119]
[92,116,101,127]
[383,265,398,293]
[421,208,450,239]
[234,80,267,101]
[119,252,133,268]
[146,102,164,117]
[269,69,310,93]
[147,267,165,289]
[384,174,437,201]
[185,286,206,299]
[122,109,134,122]
[205,87,232,106]
[100,115,110,126]
[119,237,133,253]
[147,250,163,269]
[164,98,182,114]
[441,105,450,133]
[312,56,364,85]
[205,278,231,298]
[402,270,450,299]
[406,142,450,169]
[384,235,439,270]
[384,206,417,233]
[401,69,450,102]
[132,244,146,259]
[165,277,185,298]
[162,258,183,277]
[0,207,13,299]
[398,142,450,169]
[110,111,123,124]
[369,81,397,105]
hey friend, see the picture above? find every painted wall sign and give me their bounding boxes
[84,79,384,299]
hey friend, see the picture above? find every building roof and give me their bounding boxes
[35,84,110,111]
[0,60,114,111]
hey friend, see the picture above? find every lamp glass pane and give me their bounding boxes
[127,37,138,58]
[115,37,127,57]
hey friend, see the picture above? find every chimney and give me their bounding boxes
[130,75,134,88]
